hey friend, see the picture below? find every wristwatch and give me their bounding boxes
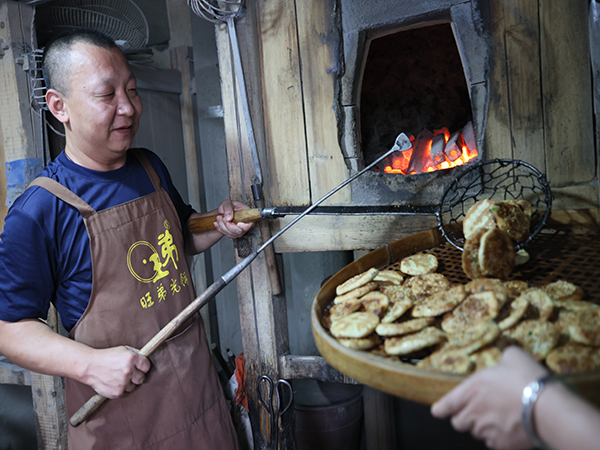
[521,375,555,450]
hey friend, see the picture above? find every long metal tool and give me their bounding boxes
[69,134,413,427]
[187,0,264,206]
[188,205,439,233]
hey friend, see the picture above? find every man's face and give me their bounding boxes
[60,42,142,168]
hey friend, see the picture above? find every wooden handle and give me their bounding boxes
[188,208,263,233]
[69,277,230,427]
[69,394,107,427]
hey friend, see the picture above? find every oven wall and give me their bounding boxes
[219,0,599,253]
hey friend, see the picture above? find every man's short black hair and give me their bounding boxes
[42,28,119,96]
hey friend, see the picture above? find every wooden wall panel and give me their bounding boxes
[503,0,545,172]
[484,0,512,160]
[256,0,310,206]
[271,215,439,252]
[540,1,595,188]
[295,0,350,205]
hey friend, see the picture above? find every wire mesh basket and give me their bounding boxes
[35,0,149,49]
[437,159,553,251]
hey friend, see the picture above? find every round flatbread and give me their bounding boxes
[497,297,528,330]
[336,268,379,296]
[360,291,390,317]
[490,200,531,242]
[330,312,380,338]
[375,318,435,337]
[381,285,415,304]
[441,291,500,334]
[328,299,362,322]
[541,280,584,304]
[400,253,438,276]
[373,270,404,285]
[518,288,554,321]
[381,297,413,324]
[546,343,600,374]
[417,348,474,374]
[334,282,378,304]
[409,273,451,298]
[337,333,380,351]
[470,346,502,371]
[503,320,560,361]
[412,284,467,317]
[565,309,600,347]
[383,327,445,356]
[463,198,496,240]
[478,228,515,279]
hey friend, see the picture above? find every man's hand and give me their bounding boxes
[0,319,151,399]
[84,346,151,398]
[213,200,254,239]
[431,346,547,450]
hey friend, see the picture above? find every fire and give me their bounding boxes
[380,121,478,175]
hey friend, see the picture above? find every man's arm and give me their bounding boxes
[0,318,150,398]
[185,199,253,255]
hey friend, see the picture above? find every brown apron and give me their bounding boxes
[30,150,238,450]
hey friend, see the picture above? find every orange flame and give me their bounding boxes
[381,126,478,174]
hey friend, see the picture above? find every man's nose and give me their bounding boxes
[117,92,136,116]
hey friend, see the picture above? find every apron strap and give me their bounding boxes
[29,177,96,219]
[130,148,162,192]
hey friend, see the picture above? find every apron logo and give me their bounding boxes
[126,220,190,309]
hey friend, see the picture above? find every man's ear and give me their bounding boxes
[46,89,69,124]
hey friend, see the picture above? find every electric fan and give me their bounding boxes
[35,0,149,50]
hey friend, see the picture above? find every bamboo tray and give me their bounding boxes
[311,213,600,406]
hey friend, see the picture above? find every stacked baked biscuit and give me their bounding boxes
[323,200,600,375]
[461,199,532,279]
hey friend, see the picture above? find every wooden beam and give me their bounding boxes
[256,0,310,206]
[482,0,512,160]
[503,0,545,171]
[295,0,350,205]
[30,306,69,449]
[0,357,31,386]
[271,214,439,252]
[280,354,358,384]
[540,1,595,188]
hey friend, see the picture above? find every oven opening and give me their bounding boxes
[360,23,478,174]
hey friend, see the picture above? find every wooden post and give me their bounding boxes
[30,305,69,450]
[0,1,43,211]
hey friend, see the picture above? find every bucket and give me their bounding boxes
[294,381,363,450]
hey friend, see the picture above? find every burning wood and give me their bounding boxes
[377,121,478,174]
[444,130,462,163]
[407,129,434,174]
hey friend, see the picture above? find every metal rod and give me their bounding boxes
[227,16,262,187]
[70,134,411,426]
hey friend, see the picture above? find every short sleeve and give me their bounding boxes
[0,205,54,322]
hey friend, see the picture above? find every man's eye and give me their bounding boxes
[128,88,138,97]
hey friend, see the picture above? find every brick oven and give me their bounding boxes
[336,0,489,207]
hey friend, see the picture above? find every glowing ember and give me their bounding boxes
[379,121,478,174]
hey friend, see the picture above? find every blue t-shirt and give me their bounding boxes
[0,149,193,331]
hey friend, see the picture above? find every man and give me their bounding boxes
[0,29,252,449]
